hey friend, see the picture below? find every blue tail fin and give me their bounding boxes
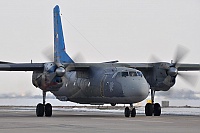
[53,5,74,63]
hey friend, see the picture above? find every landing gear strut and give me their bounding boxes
[145,89,161,116]
[36,91,52,117]
[124,104,136,117]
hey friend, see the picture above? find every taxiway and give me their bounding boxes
[0,107,199,133]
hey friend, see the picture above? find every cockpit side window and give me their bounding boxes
[129,71,137,76]
[136,71,143,77]
[122,72,128,77]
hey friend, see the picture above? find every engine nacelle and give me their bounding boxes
[32,71,63,91]
[142,62,176,91]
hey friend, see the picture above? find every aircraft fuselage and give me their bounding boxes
[49,66,149,104]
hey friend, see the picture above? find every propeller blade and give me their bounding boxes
[163,75,173,87]
[47,72,57,83]
[43,46,85,63]
[149,55,170,69]
[148,55,162,63]
[72,52,86,63]
[42,46,54,61]
[173,45,189,67]
[178,72,199,87]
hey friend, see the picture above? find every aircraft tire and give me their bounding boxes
[45,103,52,117]
[36,103,44,117]
[111,103,116,106]
[145,103,153,116]
[154,103,161,116]
[124,107,130,117]
[131,108,136,117]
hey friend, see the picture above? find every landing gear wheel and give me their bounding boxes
[131,108,136,117]
[154,103,161,116]
[45,103,52,117]
[36,103,44,117]
[111,103,116,106]
[124,107,130,117]
[145,103,153,116]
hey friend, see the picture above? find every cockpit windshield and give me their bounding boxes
[129,71,137,76]
[122,72,129,77]
[113,70,143,78]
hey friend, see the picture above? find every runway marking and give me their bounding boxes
[91,118,174,124]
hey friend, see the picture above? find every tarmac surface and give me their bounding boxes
[0,107,200,133]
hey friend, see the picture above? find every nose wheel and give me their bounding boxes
[36,91,52,117]
[124,104,136,117]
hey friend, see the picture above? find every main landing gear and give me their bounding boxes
[36,91,52,117]
[124,104,136,117]
[145,89,161,116]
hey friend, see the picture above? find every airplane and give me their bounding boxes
[0,5,199,117]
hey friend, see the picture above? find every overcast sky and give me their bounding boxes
[0,0,200,98]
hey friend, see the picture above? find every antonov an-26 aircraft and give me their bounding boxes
[0,5,199,117]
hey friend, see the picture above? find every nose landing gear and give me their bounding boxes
[36,91,52,117]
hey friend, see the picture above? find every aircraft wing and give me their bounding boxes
[0,61,13,64]
[0,62,89,72]
[0,62,198,72]
[63,63,90,71]
[0,63,44,71]
[177,64,200,71]
[127,63,200,71]
[128,63,153,68]
[64,63,153,71]
[125,63,154,71]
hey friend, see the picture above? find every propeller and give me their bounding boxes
[72,52,86,63]
[42,46,85,82]
[151,45,198,87]
[42,46,54,62]
[172,45,189,67]
[42,46,86,63]
[178,72,199,86]
[167,45,189,76]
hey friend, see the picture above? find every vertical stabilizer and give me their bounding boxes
[53,5,74,63]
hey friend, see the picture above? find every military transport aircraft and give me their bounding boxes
[0,5,199,117]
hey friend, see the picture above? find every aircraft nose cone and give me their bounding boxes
[122,78,150,102]
[134,82,149,99]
